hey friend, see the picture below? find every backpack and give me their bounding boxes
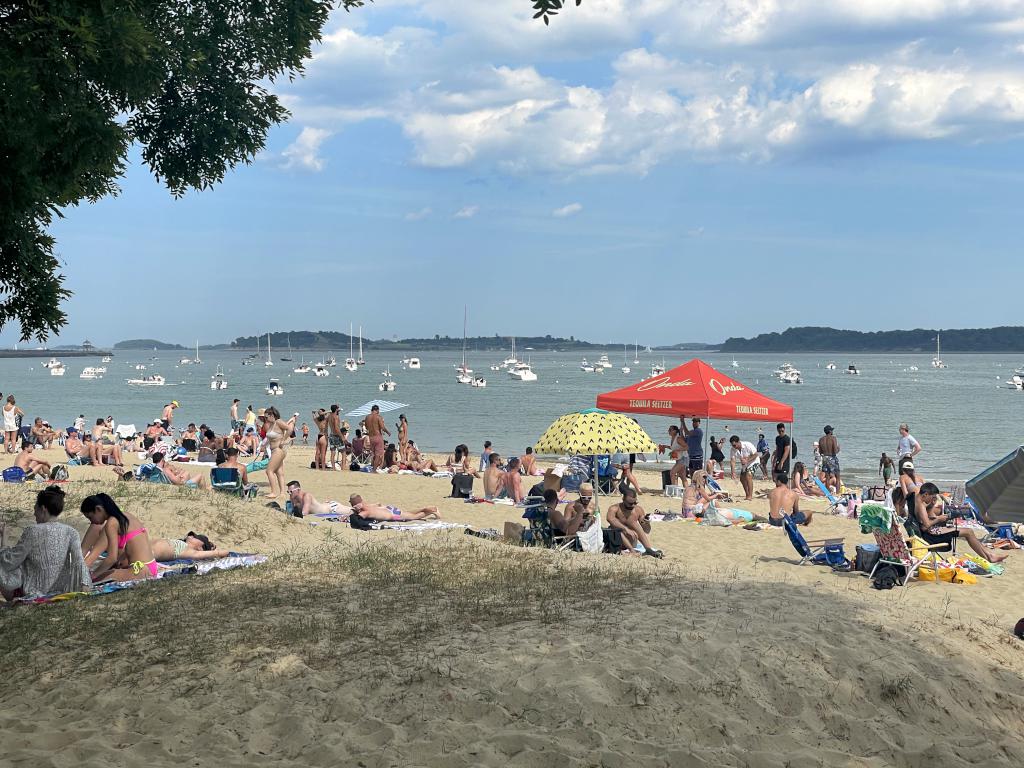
[871,563,903,590]
[791,439,797,459]
[49,464,69,482]
[450,473,474,499]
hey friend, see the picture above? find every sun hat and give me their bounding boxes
[257,408,266,417]
[171,400,179,407]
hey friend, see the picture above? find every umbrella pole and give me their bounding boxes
[593,455,601,513]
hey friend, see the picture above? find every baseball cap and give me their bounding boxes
[171,400,179,407]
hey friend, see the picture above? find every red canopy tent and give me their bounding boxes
[596,359,793,422]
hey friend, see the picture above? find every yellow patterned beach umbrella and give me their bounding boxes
[534,408,658,455]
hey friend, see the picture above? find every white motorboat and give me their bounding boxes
[596,354,612,369]
[241,357,253,366]
[179,340,201,366]
[471,376,487,388]
[825,361,837,370]
[932,332,947,368]
[508,360,538,382]
[731,359,740,368]
[50,363,66,376]
[264,333,274,366]
[773,362,797,377]
[846,363,860,375]
[314,363,330,377]
[210,366,228,390]
[80,366,105,379]
[456,372,472,384]
[908,365,919,372]
[780,370,802,384]
[490,364,501,371]
[378,367,396,392]
[134,363,147,371]
[42,357,62,369]
[101,356,111,363]
[407,357,420,370]
[651,360,666,377]
[326,355,337,367]
[128,374,165,386]
[1006,375,1024,390]
[293,358,311,374]
[266,379,284,396]
[580,358,595,372]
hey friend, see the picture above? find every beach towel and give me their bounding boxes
[859,504,893,535]
[366,521,468,533]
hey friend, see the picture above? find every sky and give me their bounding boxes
[8,0,1024,349]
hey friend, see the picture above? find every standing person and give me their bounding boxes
[755,432,770,478]
[658,425,688,486]
[729,435,759,501]
[161,400,179,429]
[327,404,346,469]
[896,423,921,470]
[230,399,242,431]
[611,452,642,495]
[73,414,86,433]
[312,409,328,470]
[706,436,726,476]
[479,441,493,472]
[771,423,792,482]
[262,407,297,500]
[363,405,389,470]
[680,416,704,479]
[3,395,24,454]
[818,425,841,492]
[879,452,895,486]
[244,405,257,430]
[300,422,309,445]
[396,414,409,462]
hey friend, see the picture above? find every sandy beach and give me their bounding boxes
[2,446,1023,766]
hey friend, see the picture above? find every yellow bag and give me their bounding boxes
[909,536,931,560]
[916,566,975,584]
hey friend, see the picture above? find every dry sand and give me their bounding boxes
[1,446,1023,766]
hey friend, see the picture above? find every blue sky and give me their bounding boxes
[7,0,1024,349]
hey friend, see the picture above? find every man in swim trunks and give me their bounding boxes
[768,472,811,527]
[230,399,242,431]
[483,453,505,499]
[161,400,179,430]
[499,457,524,502]
[327,404,345,469]
[729,435,758,501]
[64,429,90,463]
[285,481,350,518]
[607,489,663,557]
[818,425,841,492]
[348,494,441,522]
[153,452,211,490]
[15,440,51,477]
[30,418,57,449]
[363,405,389,469]
[519,446,538,476]
[546,488,589,537]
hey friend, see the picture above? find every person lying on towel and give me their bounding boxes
[348,494,441,523]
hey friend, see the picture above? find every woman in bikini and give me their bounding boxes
[262,406,296,499]
[3,395,24,454]
[396,414,409,462]
[151,531,229,561]
[312,409,329,470]
[80,493,158,581]
[791,462,824,497]
[682,470,728,517]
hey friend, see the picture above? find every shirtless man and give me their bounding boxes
[161,400,179,429]
[30,418,57,449]
[349,494,441,522]
[545,488,588,537]
[606,489,663,557]
[327,404,345,469]
[768,472,811,527]
[818,425,841,492]
[285,481,350,518]
[64,430,90,463]
[499,457,524,502]
[230,399,242,430]
[363,405,390,469]
[519,446,538,476]
[153,451,211,490]
[219,447,249,484]
[483,453,505,499]
[15,441,51,477]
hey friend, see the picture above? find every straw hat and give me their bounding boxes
[257,408,266,417]
[579,482,594,496]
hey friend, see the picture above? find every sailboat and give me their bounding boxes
[244,335,259,365]
[456,307,472,383]
[280,334,293,362]
[932,332,947,369]
[633,341,639,365]
[264,333,273,366]
[621,344,631,374]
[345,323,358,371]
[293,357,311,374]
[357,326,365,366]
[503,338,517,367]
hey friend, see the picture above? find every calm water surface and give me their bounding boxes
[2,350,1022,483]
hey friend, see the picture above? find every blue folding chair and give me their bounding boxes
[782,515,850,570]
[812,476,846,514]
[210,467,257,499]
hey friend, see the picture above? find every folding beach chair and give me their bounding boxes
[521,495,577,550]
[813,476,845,514]
[2,466,26,483]
[868,523,947,590]
[210,467,257,500]
[135,464,171,484]
[781,515,850,570]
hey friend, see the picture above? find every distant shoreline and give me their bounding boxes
[0,349,113,359]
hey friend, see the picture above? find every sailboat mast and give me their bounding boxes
[462,307,468,368]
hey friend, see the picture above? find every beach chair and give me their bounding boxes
[521,495,576,550]
[210,467,257,500]
[136,464,171,484]
[2,466,26,483]
[812,476,846,514]
[868,523,946,590]
[781,515,850,569]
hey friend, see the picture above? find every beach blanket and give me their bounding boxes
[368,521,468,533]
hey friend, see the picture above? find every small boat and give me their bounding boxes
[326,355,337,367]
[314,363,330,377]
[293,358,311,374]
[503,338,518,367]
[825,361,837,370]
[80,366,104,379]
[407,357,420,370]
[101,356,112,363]
[456,307,473,383]
[596,354,613,369]
[651,360,666,377]
[50,363,66,377]
[846,363,860,375]
[633,341,639,365]
[508,360,538,382]
[357,326,365,366]
[932,332,947,368]
[621,344,631,374]
[730,359,740,368]
[241,357,253,366]
[210,366,228,390]
[470,376,487,388]
[490,364,501,371]
[780,370,802,384]
[128,374,166,386]
[580,358,595,373]
[378,367,396,392]
[42,357,62,369]
[280,335,293,362]
[266,379,284,396]
[1006,375,1024,391]
[908,365,919,372]
[345,323,358,371]
[134,363,147,371]
[264,334,274,366]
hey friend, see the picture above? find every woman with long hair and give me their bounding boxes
[262,406,296,499]
[892,486,1007,564]
[80,493,157,581]
[312,408,329,470]
[3,395,24,454]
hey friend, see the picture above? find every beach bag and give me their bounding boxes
[872,563,901,590]
[48,464,69,482]
[811,543,851,571]
[855,544,881,574]
[349,513,375,531]
[863,486,887,502]
[602,528,623,553]
[451,473,474,499]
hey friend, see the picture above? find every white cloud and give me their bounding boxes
[453,205,479,219]
[404,207,432,221]
[280,127,333,171]
[553,202,583,217]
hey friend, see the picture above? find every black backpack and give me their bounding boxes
[450,473,474,499]
[791,439,798,459]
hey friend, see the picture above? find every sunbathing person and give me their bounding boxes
[607,489,663,558]
[30,418,57,449]
[151,532,230,561]
[64,429,90,464]
[80,493,159,581]
[285,481,351,518]
[89,418,124,467]
[15,441,51,478]
[545,489,589,537]
[791,462,825,497]
[447,443,479,477]
[348,494,441,522]
[153,452,211,490]
[1,486,91,600]
[405,441,439,473]
[498,457,525,502]
[483,452,505,499]
[768,472,811,526]
[682,470,726,517]
[898,484,1008,564]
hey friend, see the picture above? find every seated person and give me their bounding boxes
[900,484,1007,564]
[682,470,726,517]
[564,482,596,523]
[383,443,402,473]
[499,457,524,502]
[152,452,211,490]
[350,429,367,462]
[80,493,159,581]
[1,486,92,600]
[791,461,825,497]
[406,441,439,473]
[180,424,199,452]
[142,420,169,450]
[768,472,811,526]
[546,488,590,537]
[607,489,663,557]
[519,447,540,476]
[151,532,230,561]
[348,494,441,522]
[217,447,250,485]
[63,429,90,464]
[30,418,57,449]
[611,452,642,495]
[200,429,225,452]
[237,426,260,456]
[483,452,505,499]
[285,481,351,518]
[446,443,479,476]
[14,441,51,478]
